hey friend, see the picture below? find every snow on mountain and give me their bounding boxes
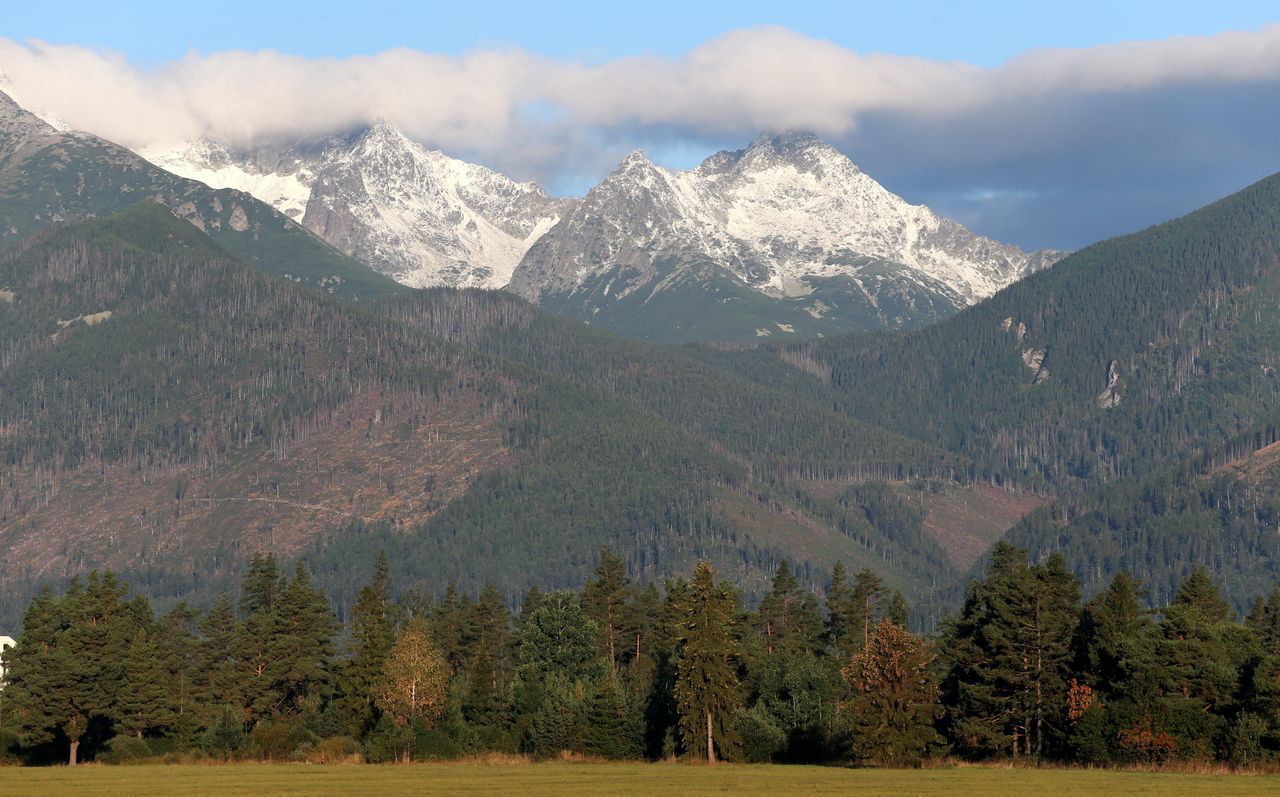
[302,123,570,289]
[511,133,1061,317]
[139,125,1058,337]
[142,140,314,222]
[142,124,570,289]
[0,73,71,133]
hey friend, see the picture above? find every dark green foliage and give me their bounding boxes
[941,544,1080,759]
[117,629,174,738]
[675,562,742,763]
[4,553,1280,767]
[733,704,787,763]
[583,678,644,760]
[333,552,395,738]
[99,734,153,763]
[518,590,604,686]
[758,561,824,658]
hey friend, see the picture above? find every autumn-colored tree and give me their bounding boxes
[376,620,450,763]
[842,619,944,766]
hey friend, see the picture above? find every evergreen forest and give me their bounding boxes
[4,548,1280,769]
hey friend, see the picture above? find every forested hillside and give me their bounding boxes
[769,170,1280,488]
[6,153,1280,627]
[702,170,1280,606]
[0,203,968,628]
[0,90,403,299]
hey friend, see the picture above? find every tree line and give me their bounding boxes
[3,544,1280,768]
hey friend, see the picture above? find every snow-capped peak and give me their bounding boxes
[140,123,571,289]
[512,133,1062,316]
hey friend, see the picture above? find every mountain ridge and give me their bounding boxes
[141,124,1062,340]
[0,90,405,299]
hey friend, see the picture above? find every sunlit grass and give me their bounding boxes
[6,761,1280,796]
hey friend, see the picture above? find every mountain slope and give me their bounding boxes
[0,91,403,299]
[0,203,967,626]
[719,168,1280,606]
[143,125,570,289]
[509,134,1061,342]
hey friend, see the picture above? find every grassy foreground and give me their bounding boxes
[5,762,1280,796]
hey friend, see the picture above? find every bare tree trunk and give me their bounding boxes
[706,709,716,765]
[69,739,79,766]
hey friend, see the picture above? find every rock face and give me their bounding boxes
[509,133,1063,341]
[144,125,571,289]
[142,127,1062,341]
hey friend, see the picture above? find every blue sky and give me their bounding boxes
[7,1,1278,66]
[4,3,1280,250]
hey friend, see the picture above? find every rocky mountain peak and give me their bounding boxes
[510,132,1063,340]
[0,89,56,142]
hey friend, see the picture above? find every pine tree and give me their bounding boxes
[850,569,889,651]
[240,553,281,618]
[1,572,141,764]
[195,594,242,725]
[843,619,943,765]
[942,544,1080,758]
[675,561,740,763]
[1173,566,1234,623]
[236,554,281,721]
[155,604,200,743]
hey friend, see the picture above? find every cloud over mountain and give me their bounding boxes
[4,24,1280,249]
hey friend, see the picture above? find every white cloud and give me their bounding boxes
[3,25,1280,247]
[4,25,1279,152]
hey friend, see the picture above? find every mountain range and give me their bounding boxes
[2,86,1279,629]
[143,125,1061,342]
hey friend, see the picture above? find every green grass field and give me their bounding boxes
[5,762,1280,797]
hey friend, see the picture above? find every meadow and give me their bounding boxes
[5,762,1280,797]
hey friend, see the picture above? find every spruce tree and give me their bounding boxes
[584,677,644,759]
[825,561,854,656]
[335,552,395,737]
[117,629,174,738]
[583,547,634,672]
[265,561,337,715]
[675,561,740,763]
[758,561,822,657]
